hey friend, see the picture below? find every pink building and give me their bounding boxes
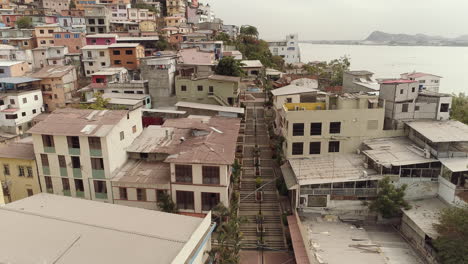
[85,34,118,45]
[45,16,58,24]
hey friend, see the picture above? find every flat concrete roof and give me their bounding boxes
[0,193,208,264]
[438,157,468,172]
[363,137,438,167]
[406,120,468,143]
[175,101,244,114]
[241,60,263,68]
[289,154,379,185]
[403,198,448,238]
[270,84,319,96]
[112,159,170,187]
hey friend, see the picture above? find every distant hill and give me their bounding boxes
[363,31,468,46]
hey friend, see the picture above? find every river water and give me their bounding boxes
[299,43,468,94]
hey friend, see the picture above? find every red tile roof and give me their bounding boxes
[380,79,416,84]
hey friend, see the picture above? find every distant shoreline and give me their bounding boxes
[299,42,468,48]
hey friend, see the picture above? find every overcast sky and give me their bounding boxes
[203,0,468,41]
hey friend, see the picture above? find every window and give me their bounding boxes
[44,176,53,191]
[328,141,340,153]
[99,51,105,57]
[440,103,450,112]
[71,156,80,169]
[101,62,106,66]
[34,95,38,101]
[67,136,80,149]
[126,61,134,65]
[114,60,121,65]
[89,62,93,66]
[176,191,194,210]
[55,34,61,38]
[208,86,214,94]
[58,155,66,169]
[93,180,107,196]
[5,114,17,119]
[39,30,44,34]
[9,99,14,104]
[367,120,379,130]
[48,29,53,34]
[89,137,102,150]
[132,125,137,133]
[22,97,27,104]
[402,103,409,113]
[0,69,4,74]
[309,142,321,155]
[27,166,33,177]
[181,85,187,91]
[33,109,37,114]
[292,123,304,136]
[42,135,54,148]
[120,131,124,140]
[292,142,303,155]
[62,178,70,191]
[21,112,26,117]
[400,89,404,94]
[202,166,220,184]
[74,34,80,38]
[411,87,415,92]
[91,39,97,44]
[415,105,420,111]
[329,122,341,134]
[18,166,25,176]
[3,164,9,175]
[419,80,426,83]
[27,189,33,196]
[202,192,220,211]
[113,50,121,55]
[197,85,203,91]
[125,50,133,55]
[91,158,104,171]
[41,154,49,167]
[75,179,84,193]
[175,165,192,183]
[119,187,127,200]
[137,188,147,201]
[65,34,70,39]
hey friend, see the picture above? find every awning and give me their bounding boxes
[439,158,468,172]
[281,163,298,190]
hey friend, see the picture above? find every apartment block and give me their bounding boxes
[401,72,442,92]
[140,55,177,107]
[28,108,143,203]
[53,31,86,53]
[85,6,111,34]
[81,45,111,76]
[108,43,145,70]
[34,24,63,47]
[0,61,30,78]
[267,34,301,64]
[31,46,69,69]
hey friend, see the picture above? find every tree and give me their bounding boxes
[450,93,468,124]
[155,35,169,51]
[271,55,285,71]
[214,32,232,45]
[69,0,76,9]
[369,177,411,218]
[433,206,468,264]
[16,16,32,29]
[215,56,244,77]
[240,25,258,38]
[328,56,350,86]
[133,2,158,13]
[157,192,177,213]
[80,93,110,110]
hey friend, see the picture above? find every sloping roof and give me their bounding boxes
[112,160,170,186]
[126,126,175,153]
[175,101,244,114]
[0,193,208,264]
[0,60,25,66]
[240,60,263,68]
[405,120,468,143]
[402,72,442,79]
[0,141,34,160]
[380,79,416,84]
[29,65,75,78]
[281,163,298,190]
[0,77,40,84]
[438,157,468,172]
[109,43,141,48]
[270,84,319,96]
[27,108,129,137]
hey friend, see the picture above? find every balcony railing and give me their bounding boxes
[95,192,108,199]
[92,169,105,179]
[44,147,55,153]
[60,167,68,177]
[301,188,378,197]
[69,148,80,155]
[90,149,102,157]
[43,166,50,175]
[76,191,85,198]
[63,190,71,196]
[73,168,82,178]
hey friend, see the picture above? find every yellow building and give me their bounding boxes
[139,20,157,32]
[0,140,40,203]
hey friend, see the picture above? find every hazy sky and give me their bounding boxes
[204,0,468,41]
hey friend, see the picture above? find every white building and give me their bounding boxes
[0,193,214,264]
[401,72,442,93]
[81,45,111,77]
[180,41,223,59]
[268,34,301,64]
[0,77,44,135]
[28,108,143,203]
[31,46,69,70]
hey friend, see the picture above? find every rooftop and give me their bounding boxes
[0,60,25,66]
[0,77,41,84]
[406,120,468,143]
[27,108,130,137]
[126,126,175,153]
[402,72,442,79]
[112,159,170,186]
[175,101,244,114]
[240,60,263,68]
[207,74,240,83]
[289,154,378,185]
[0,141,34,160]
[380,79,417,84]
[418,90,451,97]
[270,84,319,96]
[86,34,118,38]
[438,157,468,172]
[403,197,448,238]
[0,194,209,264]
[346,70,373,76]
[177,47,214,66]
[117,36,159,41]
[109,43,141,48]
[363,137,437,167]
[81,45,110,50]
[29,65,75,78]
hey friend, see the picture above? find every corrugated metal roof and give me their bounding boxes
[0,77,40,84]
[406,120,468,143]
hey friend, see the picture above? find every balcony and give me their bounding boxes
[60,167,68,177]
[44,147,55,153]
[43,166,50,175]
[92,169,105,179]
[68,148,80,155]
[63,190,71,196]
[95,192,108,199]
[300,188,378,197]
[76,191,85,198]
[284,102,326,112]
[73,168,82,178]
[90,149,102,157]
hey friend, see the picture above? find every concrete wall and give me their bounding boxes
[140,57,176,107]
[82,48,110,76]
[397,178,438,200]
[0,157,40,203]
[176,77,239,106]
[0,90,44,134]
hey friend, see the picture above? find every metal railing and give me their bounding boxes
[300,188,378,196]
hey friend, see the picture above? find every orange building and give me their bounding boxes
[53,32,86,53]
[108,43,144,70]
